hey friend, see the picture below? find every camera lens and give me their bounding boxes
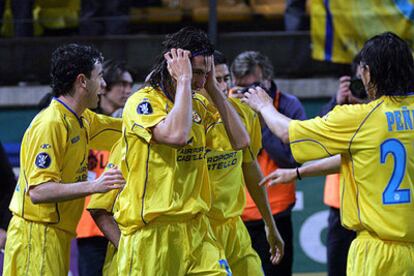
[350,78,367,99]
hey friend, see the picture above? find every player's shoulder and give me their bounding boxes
[125,86,168,111]
[32,101,65,128]
[331,99,383,118]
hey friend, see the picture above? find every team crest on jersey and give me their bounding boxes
[40,144,51,149]
[137,100,153,115]
[35,152,51,169]
[192,111,202,123]
[107,163,115,169]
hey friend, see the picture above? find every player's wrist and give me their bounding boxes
[177,75,192,82]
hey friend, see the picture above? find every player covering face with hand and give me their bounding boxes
[112,27,250,275]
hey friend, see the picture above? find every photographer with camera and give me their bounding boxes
[320,54,367,115]
[231,51,306,276]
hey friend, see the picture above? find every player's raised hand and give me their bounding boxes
[92,168,125,193]
[336,76,352,104]
[265,224,285,265]
[164,48,192,81]
[259,168,297,187]
[204,55,217,93]
[241,86,273,112]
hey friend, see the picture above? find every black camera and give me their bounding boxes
[349,78,367,99]
[238,82,270,94]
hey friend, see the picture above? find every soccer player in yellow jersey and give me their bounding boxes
[242,32,414,276]
[197,51,284,275]
[113,27,250,275]
[3,44,125,276]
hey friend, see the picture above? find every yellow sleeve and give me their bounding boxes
[289,104,363,163]
[87,140,123,212]
[123,88,168,143]
[25,120,66,187]
[83,109,122,150]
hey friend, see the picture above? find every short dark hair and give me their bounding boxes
[359,32,414,97]
[50,43,103,97]
[213,50,227,66]
[231,51,274,80]
[147,27,214,95]
[102,60,131,91]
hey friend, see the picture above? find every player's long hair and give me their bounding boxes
[359,32,414,98]
[146,27,214,100]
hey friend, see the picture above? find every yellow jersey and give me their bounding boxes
[206,97,262,220]
[87,140,123,213]
[113,87,217,235]
[289,96,414,242]
[9,98,122,235]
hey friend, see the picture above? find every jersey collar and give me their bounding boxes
[53,97,84,127]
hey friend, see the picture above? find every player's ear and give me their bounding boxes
[77,74,87,88]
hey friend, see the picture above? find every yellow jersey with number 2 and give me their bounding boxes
[289,95,414,242]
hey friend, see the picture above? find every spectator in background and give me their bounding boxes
[0,0,34,36]
[76,60,133,276]
[80,0,130,36]
[0,141,16,250]
[231,51,306,276]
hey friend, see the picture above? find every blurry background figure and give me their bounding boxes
[80,0,130,36]
[0,140,16,251]
[0,0,34,36]
[231,51,306,276]
[76,60,133,276]
[284,0,307,31]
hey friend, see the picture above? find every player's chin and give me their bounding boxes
[89,97,99,109]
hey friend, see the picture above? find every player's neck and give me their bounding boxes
[57,95,86,117]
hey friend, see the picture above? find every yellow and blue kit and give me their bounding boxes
[4,98,121,276]
[87,140,123,276]
[289,96,414,275]
[113,86,231,275]
[206,97,263,275]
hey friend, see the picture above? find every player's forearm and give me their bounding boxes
[299,155,341,177]
[29,181,94,204]
[242,161,276,229]
[210,87,250,150]
[260,105,291,144]
[90,209,121,248]
[153,77,192,146]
